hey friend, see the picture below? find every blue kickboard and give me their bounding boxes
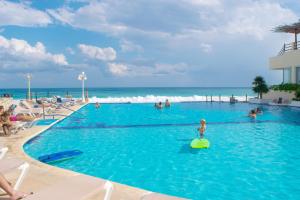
[38,150,83,163]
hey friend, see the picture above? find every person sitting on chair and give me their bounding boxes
[0,172,31,200]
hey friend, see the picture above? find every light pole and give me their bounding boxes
[26,73,32,101]
[78,72,87,102]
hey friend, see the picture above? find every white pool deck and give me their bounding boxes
[0,103,185,200]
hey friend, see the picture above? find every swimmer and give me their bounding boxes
[155,102,163,109]
[248,109,256,119]
[165,99,171,107]
[197,119,206,139]
[95,102,100,109]
[255,107,263,114]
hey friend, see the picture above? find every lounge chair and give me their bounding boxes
[24,174,113,200]
[11,121,29,134]
[0,158,30,190]
[18,101,43,116]
[141,192,186,200]
[283,99,290,104]
[0,147,8,160]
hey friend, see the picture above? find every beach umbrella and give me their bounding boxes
[78,72,87,102]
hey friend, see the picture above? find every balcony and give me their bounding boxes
[278,41,300,56]
[270,41,300,70]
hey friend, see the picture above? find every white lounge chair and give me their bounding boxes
[18,101,44,116]
[0,147,8,160]
[0,158,30,190]
[24,174,113,200]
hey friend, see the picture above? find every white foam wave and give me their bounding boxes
[88,95,254,103]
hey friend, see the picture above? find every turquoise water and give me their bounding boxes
[24,103,300,199]
[0,87,253,99]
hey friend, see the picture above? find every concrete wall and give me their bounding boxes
[270,49,300,69]
[269,50,300,84]
[262,90,295,101]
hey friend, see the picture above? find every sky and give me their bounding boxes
[0,0,299,88]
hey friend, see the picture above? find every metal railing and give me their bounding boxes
[278,41,300,56]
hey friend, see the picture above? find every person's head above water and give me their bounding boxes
[200,119,206,126]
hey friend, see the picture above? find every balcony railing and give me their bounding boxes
[278,41,300,56]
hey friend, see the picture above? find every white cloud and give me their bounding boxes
[182,0,221,7]
[0,35,68,71]
[0,0,52,27]
[120,39,143,52]
[224,1,298,40]
[47,2,127,35]
[107,63,129,76]
[200,43,213,53]
[107,62,187,77]
[153,63,188,75]
[78,44,116,61]
[47,0,299,55]
[66,47,75,55]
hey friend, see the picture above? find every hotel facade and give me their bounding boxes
[269,21,300,84]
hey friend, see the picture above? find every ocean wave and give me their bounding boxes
[89,95,254,103]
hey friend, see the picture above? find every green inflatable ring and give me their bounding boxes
[190,138,210,149]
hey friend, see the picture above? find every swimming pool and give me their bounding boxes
[24,103,300,199]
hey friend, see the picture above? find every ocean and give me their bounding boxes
[0,87,254,100]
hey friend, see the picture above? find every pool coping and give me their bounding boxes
[2,103,186,200]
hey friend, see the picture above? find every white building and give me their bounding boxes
[269,21,300,84]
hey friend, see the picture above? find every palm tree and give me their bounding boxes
[252,76,269,99]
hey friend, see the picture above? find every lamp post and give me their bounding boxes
[26,73,32,101]
[78,72,87,102]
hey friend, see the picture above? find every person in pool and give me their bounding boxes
[155,102,163,109]
[165,99,171,107]
[255,107,263,114]
[95,102,100,109]
[197,119,206,139]
[248,109,257,119]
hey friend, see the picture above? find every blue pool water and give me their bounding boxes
[24,103,300,199]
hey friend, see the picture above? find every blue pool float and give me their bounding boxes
[190,138,210,149]
[38,150,83,164]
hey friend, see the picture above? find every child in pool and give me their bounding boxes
[165,99,171,107]
[197,119,206,138]
[249,109,257,119]
[255,107,263,114]
[155,102,163,109]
